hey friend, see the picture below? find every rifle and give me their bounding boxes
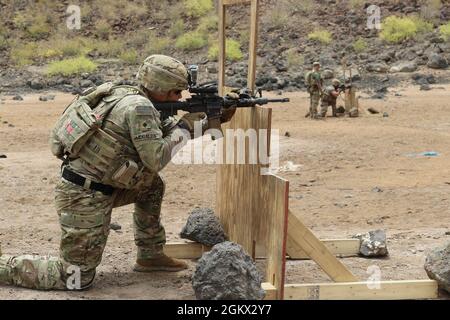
[152,65,290,131]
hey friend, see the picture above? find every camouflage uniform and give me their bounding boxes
[320,85,339,117]
[305,68,323,119]
[0,56,190,290]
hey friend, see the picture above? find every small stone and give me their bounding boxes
[180,208,227,246]
[424,242,450,293]
[0,155,6,159]
[110,222,122,231]
[192,241,265,300]
[357,229,389,257]
[284,131,291,137]
[47,237,52,242]
[383,112,389,117]
[8,124,14,127]
[367,107,380,114]
[445,231,450,236]
[12,95,24,101]
[39,96,48,102]
[39,95,56,102]
[372,187,383,193]
[420,84,431,91]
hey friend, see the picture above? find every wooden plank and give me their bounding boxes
[262,282,277,300]
[218,0,226,96]
[222,0,251,5]
[263,174,289,300]
[247,0,259,93]
[288,211,357,282]
[164,242,211,259]
[256,239,360,259]
[284,280,439,300]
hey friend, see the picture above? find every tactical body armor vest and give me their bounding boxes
[321,85,338,104]
[50,83,154,190]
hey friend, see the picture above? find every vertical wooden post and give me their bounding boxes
[247,0,259,94]
[218,0,226,96]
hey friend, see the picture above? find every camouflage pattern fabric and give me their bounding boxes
[310,91,321,118]
[0,86,183,291]
[0,174,166,290]
[320,85,338,117]
[136,55,188,94]
[305,71,323,118]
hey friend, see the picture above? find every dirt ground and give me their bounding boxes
[0,82,449,300]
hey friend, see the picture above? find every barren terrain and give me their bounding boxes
[0,83,449,299]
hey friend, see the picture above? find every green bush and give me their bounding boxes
[348,0,366,9]
[145,33,170,54]
[268,6,289,29]
[197,15,218,33]
[284,48,304,68]
[308,30,332,44]
[175,32,207,51]
[26,17,51,40]
[208,39,243,62]
[169,19,185,38]
[47,56,97,76]
[10,43,38,66]
[420,0,442,22]
[380,16,433,43]
[0,34,8,50]
[120,50,139,64]
[440,22,450,41]
[184,0,213,18]
[94,39,124,57]
[284,0,314,14]
[95,19,111,40]
[239,29,250,46]
[352,38,368,53]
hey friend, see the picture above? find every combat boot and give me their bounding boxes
[133,254,188,272]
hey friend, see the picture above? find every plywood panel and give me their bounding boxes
[216,106,288,299]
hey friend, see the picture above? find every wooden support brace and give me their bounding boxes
[288,211,357,282]
[164,242,211,259]
[284,280,439,300]
[262,282,277,300]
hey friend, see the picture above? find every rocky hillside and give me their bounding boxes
[0,0,449,96]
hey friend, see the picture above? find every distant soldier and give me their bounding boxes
[305,62,323,119]
[319,79,343,118]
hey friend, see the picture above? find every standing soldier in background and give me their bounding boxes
[319,79,342,118]
[305,62,323,119]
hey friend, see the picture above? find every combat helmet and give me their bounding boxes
[332,79,341,86]
[313,61,321,67]
[136,55,189,94]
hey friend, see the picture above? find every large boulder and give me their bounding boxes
[424,242,450,293]
[192,241,265,300]
[427,53,448,69]
[390,61,417,73]
[180,208,227,246]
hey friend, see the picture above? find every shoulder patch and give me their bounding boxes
[136,105,154,115]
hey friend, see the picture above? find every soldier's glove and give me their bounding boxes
[221,92,239,123]
[178,112,208,138]
[161,116,179,136]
